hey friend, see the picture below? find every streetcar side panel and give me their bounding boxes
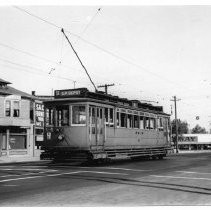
[104,128,168,147]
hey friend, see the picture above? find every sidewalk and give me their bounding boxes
[0,155,49,165]
[170,149,211,155]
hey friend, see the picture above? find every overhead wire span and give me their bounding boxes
[13,6,194,92]
[81,7,102,36]
[75,7,102,45]
[62,7,102,58]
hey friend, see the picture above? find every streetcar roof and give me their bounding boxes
[43,88,170,116]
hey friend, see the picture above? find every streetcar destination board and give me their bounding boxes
[54,88,88,98]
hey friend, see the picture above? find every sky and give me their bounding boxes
[1,2,211,130]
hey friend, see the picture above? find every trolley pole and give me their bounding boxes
[171,96,181,153]
[73,81,76,89]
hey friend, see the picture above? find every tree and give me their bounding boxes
[191,124,207,134]
[171,119,189,135]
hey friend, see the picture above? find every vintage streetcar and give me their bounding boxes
[40,88,171,162]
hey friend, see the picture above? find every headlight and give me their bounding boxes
[58,134,64,141]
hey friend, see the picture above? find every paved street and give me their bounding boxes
[0,152,211,206]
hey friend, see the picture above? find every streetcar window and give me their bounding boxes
[105,108,114,126]
[120,113,127,128]
[116,112,120,127]
[163,117,168,132]
[134,115,139,128]
[158,117,164,131]
[72,106,86,125]
[159,117,163,127]
[127,114,133,128]
[56,105,69,126]
[145,117,150,129]
[45,108,53,126]
[109,108,114,127]
[105,108,109,123]
[90,107,95,124]
[140,116,145,129]
[100,109,103,119]
[150,118,156,129]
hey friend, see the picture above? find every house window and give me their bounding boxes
[5,100,11,116]
[13,101,20,117]
[30,101,34,123]
[9,127,27,150]
[72,105,86,125]
[9,135,27,149]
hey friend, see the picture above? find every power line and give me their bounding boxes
[0,42,81,73]
[0,41,108,82]
[12,6,193,92]
[13,6,61,29]
[0,57,77,83]
[0,62,76,83]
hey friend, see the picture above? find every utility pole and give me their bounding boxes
[171,96,181,153]
[97,83,115,94]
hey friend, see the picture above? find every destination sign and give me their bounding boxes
[54,88,87,98]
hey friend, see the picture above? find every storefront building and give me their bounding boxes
[0,78,36,159]
[178,134,211,151]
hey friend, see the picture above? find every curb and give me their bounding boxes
[0,160,51,166]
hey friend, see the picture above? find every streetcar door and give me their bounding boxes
[96,107,104,146]
[89,106,105,147]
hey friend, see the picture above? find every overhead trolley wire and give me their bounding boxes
[13,6,193,92]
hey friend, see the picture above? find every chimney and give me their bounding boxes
[32,91,36,96]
